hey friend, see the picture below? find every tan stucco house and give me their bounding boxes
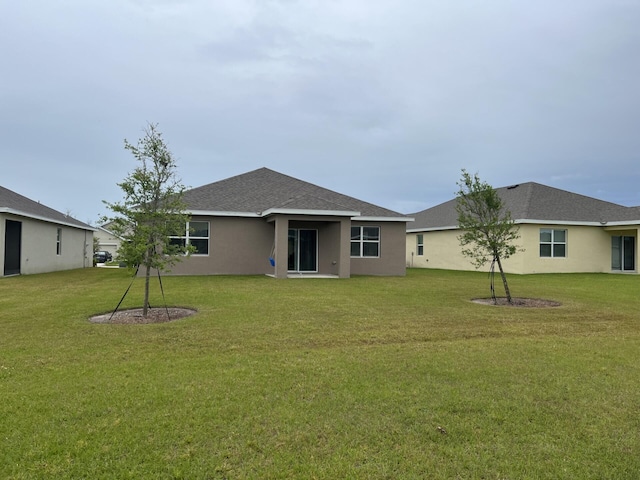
[1,186,94,277]
[165,168,411,278]
[94,225,122,259]
[407,182,640,274]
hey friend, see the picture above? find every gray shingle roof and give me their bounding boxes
[408,182,640,230]
[0,185,92,229]
[183,167,407,218]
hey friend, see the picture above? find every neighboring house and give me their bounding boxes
[1,185,94,277]
[164,167,411,278]
[94,225,122,259]
[406,182,640,274]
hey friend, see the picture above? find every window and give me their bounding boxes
[540,229,566,257]
[56,228,62,255]
[169,221,209,255]
[416,234,424,256]
[351,226,380,257]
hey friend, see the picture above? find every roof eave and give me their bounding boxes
[263,208,361,217]
[515,219,634,226]
[0,207,96,231]
[602,220,640,227]
[188,209,412,222]
[407,225,458,233]
[189,208,362,218]
[355,216,414,222]
[407,218,640,233]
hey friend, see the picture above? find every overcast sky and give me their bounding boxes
[2,0,639,224]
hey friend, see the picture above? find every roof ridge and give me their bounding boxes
[524,181,629,208]
[408,180,640,231]
[182,168,406,217]
[521,182,536,218]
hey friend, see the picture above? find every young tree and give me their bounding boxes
[92,236,101,265]
[102,123,192,317]
[455,170,520,303]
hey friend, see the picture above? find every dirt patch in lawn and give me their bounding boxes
[472,297,561,307]
[89,307,197,324]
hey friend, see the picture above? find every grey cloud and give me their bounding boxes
[1,0,639,222]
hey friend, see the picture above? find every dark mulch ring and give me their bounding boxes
[89,307,197,324]
[472,297,561,307]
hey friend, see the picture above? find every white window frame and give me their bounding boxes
[416,234,424,256]
[351,225,380,258]
[56,228,62,256]
[169,221,210,256]
[540,228,566,258]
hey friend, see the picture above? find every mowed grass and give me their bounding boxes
[1,268,639,479]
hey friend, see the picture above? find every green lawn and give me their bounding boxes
[1,268,639,479]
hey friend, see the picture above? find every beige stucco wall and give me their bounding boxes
[166,216,274,276]
[165,215,407,277]
[95,229,122,258]
[406,229,479,271]
[517,224,612,274]
[407,223,639,274]
[351,221,407,276]
[289,218,350,277]
[1,213,93,276]
[167,215,353,277]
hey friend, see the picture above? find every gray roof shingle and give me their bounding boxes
[183,167,407,218]
[408,182,640,230]
[0,185,93,229]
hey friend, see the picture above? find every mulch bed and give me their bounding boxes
[89,297,559,324]
[89,307,197,324]
[472,297,561,307]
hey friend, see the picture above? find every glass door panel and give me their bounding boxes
[288,229,298,271]
[624,236,635,271]
[611,236,621,270]
[299,229,317,272]
[612,236,636,271]
[288,228,317,272]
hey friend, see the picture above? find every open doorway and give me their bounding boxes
[4,220,22,275]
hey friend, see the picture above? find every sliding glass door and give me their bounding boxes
[611,236,635,271]
[288,229,318,272]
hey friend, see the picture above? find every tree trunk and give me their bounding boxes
[495,256,512,303]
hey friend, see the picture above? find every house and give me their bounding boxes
[1,185,94,277]
[406,182,640,274]
[94,225,122,259]
[165,168,411,278]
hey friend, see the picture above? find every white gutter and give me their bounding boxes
[515,219,618,226]
[407,225,458,233]
[355,216,414,222]
[262,208,361,217]
[407,218,640,233]
[599,220,640,227]
[188,209,412,222]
